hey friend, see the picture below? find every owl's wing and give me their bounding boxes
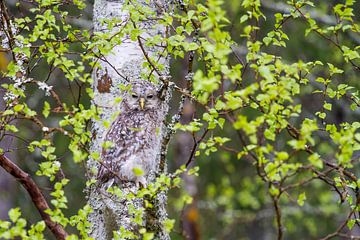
[97,146,124,182]
[96,116,134,182]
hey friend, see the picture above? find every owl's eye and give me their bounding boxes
[147,95,154,99]
[131,94,138,99]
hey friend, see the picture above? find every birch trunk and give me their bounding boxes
[87,1,171,239]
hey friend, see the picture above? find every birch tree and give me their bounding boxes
[87,0,173,239]
[1,0,360,239]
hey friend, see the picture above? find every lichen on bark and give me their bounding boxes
[87,0,172,239]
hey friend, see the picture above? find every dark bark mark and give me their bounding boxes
[97,73,113,93]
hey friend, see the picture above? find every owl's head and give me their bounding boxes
[123,81,160,111]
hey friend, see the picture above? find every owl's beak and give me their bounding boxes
[139,97,145,110]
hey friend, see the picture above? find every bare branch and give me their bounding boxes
[0,154,68,240]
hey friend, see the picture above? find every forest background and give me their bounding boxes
[0,0,360,239]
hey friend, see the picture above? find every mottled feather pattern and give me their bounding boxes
[97,81,161,188]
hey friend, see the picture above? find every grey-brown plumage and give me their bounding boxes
[97,80,162,188]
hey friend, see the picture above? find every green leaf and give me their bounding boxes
[133,167,144,176]
[163,219,175,233]
[90,151,100,160]
[324,102,332,111]
[5,124,19,133]
[308,153,323,169]
[9,208,21,223]
[258,65,273,81]
[341,46,360,61]
[143,232,154,240]
[13,104,24,112]
[215,100,226,110]
[3,110,14,116]
[34,221,46,232]
[264,129,275,141]
[102,141,115,149]
[275,152,289,161]
[350,103,357,111]
[316,111,326,119]
[188,166,199,176]
[297,192,306,206]
[347,219,355,230]
[43,101,51,118]
[327,63,343,75]
[240,14,248,23]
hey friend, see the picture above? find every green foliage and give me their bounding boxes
[0,208,45,239]
[1,0,360,239]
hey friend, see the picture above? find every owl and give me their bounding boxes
[97,80,162,188]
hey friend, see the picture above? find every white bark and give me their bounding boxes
[87,0,171,239]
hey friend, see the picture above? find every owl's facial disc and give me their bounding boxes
[130,93,146,110]
[125,83,160,111]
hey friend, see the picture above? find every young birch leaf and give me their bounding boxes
[42,101,50,118]
[297,192,306,206]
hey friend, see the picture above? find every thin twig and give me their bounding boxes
[185,129,209,167]
[272,194,283,240]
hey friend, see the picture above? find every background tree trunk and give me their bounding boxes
[87,0,171,239]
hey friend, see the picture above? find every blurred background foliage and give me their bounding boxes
[1,0,360,239]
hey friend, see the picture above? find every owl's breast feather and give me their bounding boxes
[100,110,159,182]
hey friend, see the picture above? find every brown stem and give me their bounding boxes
[320,208,356,240]
[0,154,68,240]
[136,33,162,77]
[295,6,360,72]
[272,195,283,240]
[185,129,209,168]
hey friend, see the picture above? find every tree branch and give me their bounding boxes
[0,154,68,240]
[261,1,360,45]
[272,194,283,240]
